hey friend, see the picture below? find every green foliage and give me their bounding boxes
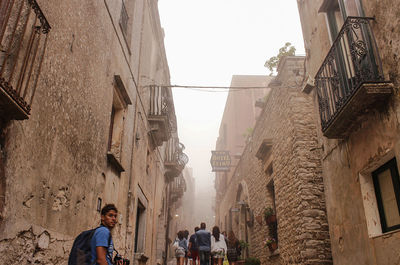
[242,127,254,139]
[238,240,249,249]
[263,206,274,218]
[265,42,296,75]
[245,257,261,265]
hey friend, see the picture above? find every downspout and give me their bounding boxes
[0,119,8,232]
[163,182,171,265]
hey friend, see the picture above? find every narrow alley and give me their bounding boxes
[0,0,400,265]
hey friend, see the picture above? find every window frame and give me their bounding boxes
[372,158,400,233]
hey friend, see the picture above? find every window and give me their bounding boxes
[107,75,132,173]
[119,0,134,50]
[134,200,147,253]
[320,0,364,42]
[372,158,400,233]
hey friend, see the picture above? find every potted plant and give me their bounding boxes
[264,237,278,252]
[245,257,261,265]
[264,207,277,225]
[237,240,249,264]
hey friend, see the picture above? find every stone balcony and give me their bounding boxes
[315,17,393,139]
[0,0,50,121]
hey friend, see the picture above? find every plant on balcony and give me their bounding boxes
[263,207,276,225]
[263,237,278,252]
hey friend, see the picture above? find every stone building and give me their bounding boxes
[214,75,272,227]
[214,57,332,264]
[0,0,187,264]
[296,0,400,264]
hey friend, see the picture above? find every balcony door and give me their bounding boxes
[323,0,364,42]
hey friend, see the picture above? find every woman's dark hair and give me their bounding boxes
[178,230,184,240]
[227,230,238,247]
[212,226,220,242]
[184,230,189,239]
[101,204,118,216]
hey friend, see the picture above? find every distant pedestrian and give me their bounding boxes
[188,227,200,265]
[211,226,227,265]
[196,222,211,265]
[175,231,188,265]
[184,229,190,265]
[226,231,241,265]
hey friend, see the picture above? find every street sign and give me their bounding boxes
[210,150,231,172]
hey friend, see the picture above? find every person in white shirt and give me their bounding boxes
[211,226,227,265]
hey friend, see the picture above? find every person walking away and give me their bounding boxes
[90,204,121,265]
[226,231,241,265]
[175,231,188,265]
[211,226,227,265]
[188,227,200,265]
[196,222,211,265]
[184,230,190,265]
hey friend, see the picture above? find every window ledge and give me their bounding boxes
[371,229,400,239]
[107,152,125,173]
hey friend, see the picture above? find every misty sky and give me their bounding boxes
[158,0,305,206]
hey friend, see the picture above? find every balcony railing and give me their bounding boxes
[315,17,392,138]
[164,137,188,182]
[148,85,176,146]
[170,175,186,202]
[0,0,50,120]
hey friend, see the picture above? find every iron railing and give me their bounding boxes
[315,16,384,132]
[149,85,177,133]
[171,174,186,200]
[165,137,188,171]
[0,0,50,117]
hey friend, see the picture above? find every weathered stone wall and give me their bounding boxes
[297,0,400,264]
[216,57,332,265]
[0,0,177,264]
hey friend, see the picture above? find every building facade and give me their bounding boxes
[0,0,187,264]
[214,75,272,228]
[297,0,400,264]
[214,57,332,264]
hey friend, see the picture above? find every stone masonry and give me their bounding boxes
[215,57,332,264]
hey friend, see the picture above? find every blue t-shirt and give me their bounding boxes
[90,226,114,265]
[195,229,211,252]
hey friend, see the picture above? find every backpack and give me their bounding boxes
[68,227,111,265]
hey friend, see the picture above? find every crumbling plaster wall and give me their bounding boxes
[0,0,164,263]
[296,0,400,264]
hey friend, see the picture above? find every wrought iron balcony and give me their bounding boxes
[0,0,50,121]
[164,137,188,182]
[315,17,392,138]
[170,175,186,202]
[148,85,176,146]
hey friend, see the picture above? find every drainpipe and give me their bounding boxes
[0,119,8,231]
[163,183,171,265]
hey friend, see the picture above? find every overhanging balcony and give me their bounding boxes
[315,17,392,139]
[170,174,186,203]
[164,137,188,182]
[0,0,50,121]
